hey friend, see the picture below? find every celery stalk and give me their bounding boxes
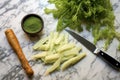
[45,57,61,75]
[61,53,86,71]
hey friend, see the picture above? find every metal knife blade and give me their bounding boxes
[65,29,96,53]
[65,29,120,71]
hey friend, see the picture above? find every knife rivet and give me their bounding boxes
[101,53,104,55]
[116,63,119,66]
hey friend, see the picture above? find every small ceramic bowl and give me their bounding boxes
[21,14,44,36]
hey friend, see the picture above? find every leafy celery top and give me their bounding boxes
[44,0,120,50]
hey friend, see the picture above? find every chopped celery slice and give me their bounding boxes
[61,53,86,71]
[55,33,64,44]
[31,52,47,59]
[38,44,50,51]
[62,55,74,62]
[62,47,81,57]
[56,43,75,52]
[33,37,49,50]
[45,54,60,62]
[45,57,61,75]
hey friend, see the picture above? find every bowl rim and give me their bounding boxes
[21,14,44,35]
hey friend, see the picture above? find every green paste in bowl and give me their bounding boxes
[22,14,43,34]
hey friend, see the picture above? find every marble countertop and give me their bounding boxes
[0,0,120,80]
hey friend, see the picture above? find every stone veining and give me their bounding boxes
[0,0,120,80]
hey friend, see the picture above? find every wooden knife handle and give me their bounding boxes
[5,29,34,76]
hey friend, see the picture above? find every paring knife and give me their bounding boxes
[65,29,120,71]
